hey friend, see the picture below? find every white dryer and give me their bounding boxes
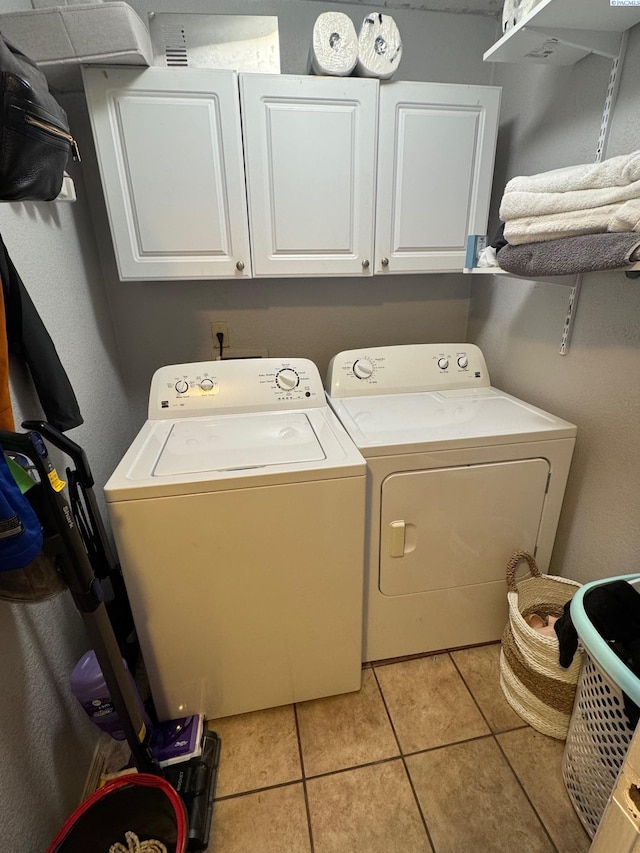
[105,358,366,720]
[326,343,576,663]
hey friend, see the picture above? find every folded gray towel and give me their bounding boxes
[497,232,640,277]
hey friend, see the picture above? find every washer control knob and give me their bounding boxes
[199,378,215,391]
[353,359,374,380]
[276,369,299,390]
[175,379,189,394]
[457,356,469,369]
[437,358,449,371]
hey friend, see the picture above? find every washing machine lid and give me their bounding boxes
[329,387,577,456]
[154,412,324,476]
[105,406,365,501]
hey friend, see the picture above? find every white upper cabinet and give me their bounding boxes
[374,82,501,274]
[240,74,378,278]
[83,69,500,281]
[82,67,251,281]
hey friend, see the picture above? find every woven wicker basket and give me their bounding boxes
[499,550,583,740]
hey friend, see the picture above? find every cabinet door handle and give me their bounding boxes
[236,260,245,271]
[381,257,389,267]
[362,259,370,269]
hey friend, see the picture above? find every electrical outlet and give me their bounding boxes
[211,322,229,352]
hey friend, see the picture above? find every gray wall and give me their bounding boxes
[0,2,500,849]
[468,25,640,585]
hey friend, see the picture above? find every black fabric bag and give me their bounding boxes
[0,34,78,201]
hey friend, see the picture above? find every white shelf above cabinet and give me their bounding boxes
[484,0,640,65]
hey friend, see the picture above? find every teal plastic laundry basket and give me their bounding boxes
[562,573,640,838]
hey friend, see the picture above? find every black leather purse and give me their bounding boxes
[0,34,79,201]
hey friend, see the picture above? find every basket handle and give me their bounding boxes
[506,550,541,592]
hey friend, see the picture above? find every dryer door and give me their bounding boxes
[379,459,549,596]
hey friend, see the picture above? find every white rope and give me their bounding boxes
[109,830,167,853]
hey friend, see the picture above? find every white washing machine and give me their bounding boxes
[326,343,577,662]
[105,358,366,720]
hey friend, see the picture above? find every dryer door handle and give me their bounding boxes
[389,521,406,558]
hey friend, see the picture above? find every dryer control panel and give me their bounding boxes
[149,358,324,418]
[326,344,490,397]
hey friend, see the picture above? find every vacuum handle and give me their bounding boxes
[21,420,94,488]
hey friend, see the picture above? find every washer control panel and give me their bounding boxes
[149,358,323,418]
[326,344,490,397]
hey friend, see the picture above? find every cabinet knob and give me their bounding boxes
[362,259,370,269]
[381,257,389,267]
[236,260,245,271]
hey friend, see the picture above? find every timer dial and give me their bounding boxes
[276,369,299,390]
[352,359,374,380]
[199,378,215,391]
[457,356,469,369]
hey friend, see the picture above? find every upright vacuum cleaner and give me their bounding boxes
[0,422,220,852]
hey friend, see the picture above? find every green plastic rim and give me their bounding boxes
[570,572,640,707]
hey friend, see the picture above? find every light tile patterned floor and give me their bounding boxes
[205,643,591,853]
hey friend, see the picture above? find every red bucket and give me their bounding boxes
[47,773,188,853]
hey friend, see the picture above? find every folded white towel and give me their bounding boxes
[505,150,640,194]
[500,177,640,220]
[504,197,640,245]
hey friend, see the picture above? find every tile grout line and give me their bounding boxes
[449,651,560,853]
[215,777,303,803]
[448,648,496,731]
[371,663,438,853]
[215,738,518,801]
[493,734,561,853]
[294,702,316,853]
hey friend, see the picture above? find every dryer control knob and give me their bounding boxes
[175,379,189,394]
[199,378,215,391]
[437,358,449,370]
[457,356,469,369]
[276,369,299,390]
[353,359,374,380]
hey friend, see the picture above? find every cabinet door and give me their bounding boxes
[240,74,378,278]
[375,82,501,274]
[83,67,251,281]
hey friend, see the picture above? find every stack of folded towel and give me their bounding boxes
[493,150,640,276]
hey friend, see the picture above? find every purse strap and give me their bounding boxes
[506,549,541,592]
